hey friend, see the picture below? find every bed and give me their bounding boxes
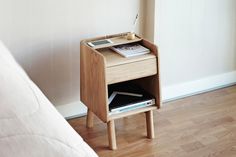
[0,41,98,157]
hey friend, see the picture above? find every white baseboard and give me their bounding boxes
[55,101,87,119]
[56,71,236,119]
[162,71,236,102]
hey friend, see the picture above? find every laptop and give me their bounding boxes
[108,83,155,115]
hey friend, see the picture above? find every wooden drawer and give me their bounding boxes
[106,58,157,84]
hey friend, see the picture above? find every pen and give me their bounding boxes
[132,13,139,33]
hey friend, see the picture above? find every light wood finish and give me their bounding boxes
[141,38,162,107]
[145,110,154,139]
[86,33,142,49]
[69,85,236,157]
[80,42,108,122]
[135,75,161,108]
[86,109,94,128]
[99,48,156,67]
[141,38,158,56]
[106,58,157,84]
[107,120,117,150]
[80,33,161,150]
[109,105,156,120]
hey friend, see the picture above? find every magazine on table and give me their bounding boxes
[110,43,150,58]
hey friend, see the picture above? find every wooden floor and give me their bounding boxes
[68,85,236,157]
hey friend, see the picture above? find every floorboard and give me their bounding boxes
[68,85,236,157]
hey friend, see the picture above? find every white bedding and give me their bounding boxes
[0,41,98,157]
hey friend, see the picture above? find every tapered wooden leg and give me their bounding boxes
[107,120,117,150]
[86,109,94,128]
[145,110,155,139]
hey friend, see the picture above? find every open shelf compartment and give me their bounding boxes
[106,78,160,120]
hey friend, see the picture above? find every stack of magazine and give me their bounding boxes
[110,43,150,58]
[108,82,155,115]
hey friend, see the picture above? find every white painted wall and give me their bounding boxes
[2,0,235,117]
[0,0,144,118]
[155,0,236,100]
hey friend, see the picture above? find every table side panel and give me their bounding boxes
[80,42,108,122]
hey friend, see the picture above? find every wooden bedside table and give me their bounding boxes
[80,33,161,150]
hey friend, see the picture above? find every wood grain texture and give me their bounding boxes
[80,42,108,122]
[80,33,161,122]
[109,105,157,121]
[86,109,94,128]
[80,33,161,149]
[99,48,156,67]
[146,110,154,139]
[106,58,157,85]
[135,75,161,109]
[69,85,236,157]
[92,35,141,49]
[141,38,162,108]
[141,38,158,56]
[83,32,141,49]
[107,120,117,150]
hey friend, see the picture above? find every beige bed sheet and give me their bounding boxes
[0,41,98,157]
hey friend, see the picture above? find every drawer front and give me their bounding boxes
[106,58,157,84]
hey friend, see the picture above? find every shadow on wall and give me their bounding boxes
[22,39,81,106]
